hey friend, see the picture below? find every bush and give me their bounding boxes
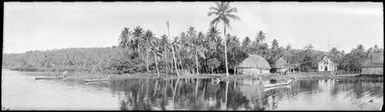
[13,65,39,71]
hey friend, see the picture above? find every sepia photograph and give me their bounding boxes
[2,1,383,110]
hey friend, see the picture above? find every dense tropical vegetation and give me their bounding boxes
[2,2,384,75]
[3,24,383,75]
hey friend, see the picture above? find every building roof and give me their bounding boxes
[237,55,271,69]
[273,58,289,68]
[319,56,336,65]
[362,53,383,68]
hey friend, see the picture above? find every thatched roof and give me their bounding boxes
[237,55,271,69]
[362,53,383,68]
[273,58,288,68]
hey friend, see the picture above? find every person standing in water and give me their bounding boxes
[62,71,68,78]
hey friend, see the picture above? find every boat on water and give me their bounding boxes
[84,79,107,83]
[264,79,294,88]
[264,84,291,91]
[35,71,69,80]
[35,77,64,80]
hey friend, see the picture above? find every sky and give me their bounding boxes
[3,2,383,54]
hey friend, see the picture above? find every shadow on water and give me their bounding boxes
[105,76,383,110]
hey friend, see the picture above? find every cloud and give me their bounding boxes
[231,7,270,41]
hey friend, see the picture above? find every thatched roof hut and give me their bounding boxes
[273,58,288,68]
[238,55,271,69]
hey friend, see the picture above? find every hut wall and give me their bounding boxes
[237,68,270,75]
[277,68,288,73]
[262,69,270,74]
[318,63,337,72]
[361,67,383,75]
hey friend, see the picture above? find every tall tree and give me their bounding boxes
[241,36,251,49]
[191,32,208,74]
[206,27,221,52]
[160,34,171,72]
[144,30,154,72]
[133,26,144,53]
[301,44,315,72]
[256,31,266,43]
[329,47,343,70]
[208,2,240,77]
[150,37,161,74]
[268,39,281,64]
[167,21,180,76]
[118,27,132,49]
[226,34,247,74]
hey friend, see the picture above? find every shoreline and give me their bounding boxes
[4,68,381,82]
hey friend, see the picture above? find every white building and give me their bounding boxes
[318,56,337,72]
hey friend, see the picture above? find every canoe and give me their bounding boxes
[264,84,291,91]
[264,79,293,88]
[84,79,107,82]
[35,77,63,80]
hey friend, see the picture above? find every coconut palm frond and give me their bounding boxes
[222,2,231,11]
[226,7,238,13]
[227,14,240,21]
[210,16,221,27]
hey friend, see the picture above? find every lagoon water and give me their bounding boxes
[1,69,383,110]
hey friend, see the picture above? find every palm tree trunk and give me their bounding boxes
[138,40,141,57]
[223,23,229,77]
[167,21,179,76]
[234,66,237,75]
[172,46,179,76]
[179,56,183,73]
[224,81,229,110]
[146,49,149,72]
[195,49,199,75]
[154,51,160,74]
[164,46,169,73]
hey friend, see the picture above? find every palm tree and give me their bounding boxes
[166,21,180,76]
[133,26,144,54]
[160,34,171,72]
[226,34,242,75]
[208,2,240,77]
[118,27,132,49]
[144,30,154,72]
[197,32,208,74]
[174,35,184,73]
[177,32,188,73]
[256,31,266,43]
[191,31,207,75]
[150,37,161,74]
[206,27,220,51]
[204,27,222,74]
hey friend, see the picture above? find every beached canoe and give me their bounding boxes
[35,77,63,80]
[84,79,107,82]
[264,79,293,88]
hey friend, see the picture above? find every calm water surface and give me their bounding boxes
[2,69,383,110]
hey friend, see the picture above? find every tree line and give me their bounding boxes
[2,25,383,75]
[2,2,383,75]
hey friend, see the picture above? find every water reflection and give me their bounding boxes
[3,69,382,110]
[108,77,383,110]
